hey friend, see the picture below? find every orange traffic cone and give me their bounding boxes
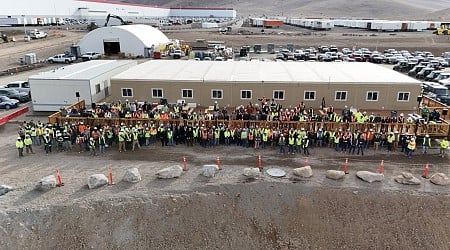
[258,154,262,171]
[183,156,187,171]
[216,156,221,170]
[304,157,309,167]
[422,163,429,179]
[343,158,349,174]
[108,167,115,185]
[56,169,64,187]
[378,160,384,174]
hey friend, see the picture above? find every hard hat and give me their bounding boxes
[425,134,429,137]
[26,134,30,137]
[17,137,21,140]
[90,137,94,140]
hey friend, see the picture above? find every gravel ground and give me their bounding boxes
[0,119,449,249]
[1,25,450,249]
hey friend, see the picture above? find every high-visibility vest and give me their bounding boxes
[145,131,151,138]
[422,138,431,147]
[24,138,32,146]
[241,131,248,139]
[407,141,416,150]
[440,139,448,149]
[16,140,24,148]
[215,130,220,139]
[387,135,395,143]
[288,137,295,145]
[167,131,173,139]
[224,131,231,138]
[119,134,125,142]
[303,139,309,148]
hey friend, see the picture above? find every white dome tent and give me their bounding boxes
[78,24,170,57]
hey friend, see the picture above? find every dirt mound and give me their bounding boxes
[1,183,449,249]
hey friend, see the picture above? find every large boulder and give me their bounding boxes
[87,174,109,189]
[243,168,261,179]
[123,168,141,183]
[201,165,219,178]
[35,175,57,191]
[293,166,313,178]
[156,165,183,179]
[0,185,13,196]
[394,172,421,185]
[326,170,345,180]
[356,171,384,183]
[430,173,450,186]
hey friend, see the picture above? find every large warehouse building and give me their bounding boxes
[110,61,422,111]
[0,0,236,25]
[77,25,170,57]
[29,60,137,111]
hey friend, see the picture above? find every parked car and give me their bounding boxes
[172,49,183,59]
[48,53,76,64]
[81,52,101,61]
[28,30,48,39]
[0,88,30,102]
[0,96,19,109]
[4,81,30,97]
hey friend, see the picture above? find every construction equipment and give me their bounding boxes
[104,14,132,27]
[434,23,450,35]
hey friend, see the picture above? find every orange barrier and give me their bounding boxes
[257,154,262,171]
[343,158,349,174]
[216,156,221,170]
[56,169,64,187]
[422,163,429,179]
[378,160,384,174]
[108,167,115,185]
[183,156,187,171]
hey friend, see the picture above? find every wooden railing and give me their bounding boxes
[47,98,450,138]
[48,99,86,124]
[50,116,450,138]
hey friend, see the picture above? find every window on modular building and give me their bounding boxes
[211,89,223,99]
[397,92,410,101]
[273,90,285,100]
[241,90,252,99]
[182,89,193,99]
[152,88,163,98]
[304,91,316,100]
[95,84,101,94]
[121,88,133,97]
[366,91,379,101]
[335,91,347,101]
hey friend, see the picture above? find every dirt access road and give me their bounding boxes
[0,120,449,249]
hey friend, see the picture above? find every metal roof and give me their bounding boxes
[29,60,135,81]
[112,60,421,84]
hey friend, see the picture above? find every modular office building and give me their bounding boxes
[29,60,137,111]
[110,60,421,111]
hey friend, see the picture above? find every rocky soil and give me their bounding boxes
[0,121,449,249]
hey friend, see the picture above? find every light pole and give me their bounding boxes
[22,15,26,37]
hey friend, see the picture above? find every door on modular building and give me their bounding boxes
[103,39,121,55]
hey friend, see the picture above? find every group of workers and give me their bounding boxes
[14,118,449,159]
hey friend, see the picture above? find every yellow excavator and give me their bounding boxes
[434,23,450,35]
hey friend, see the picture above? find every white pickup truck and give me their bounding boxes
[4,81,31,97]
[81,52,101,61]
[28,31,48,39]
[47,54,76,64]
